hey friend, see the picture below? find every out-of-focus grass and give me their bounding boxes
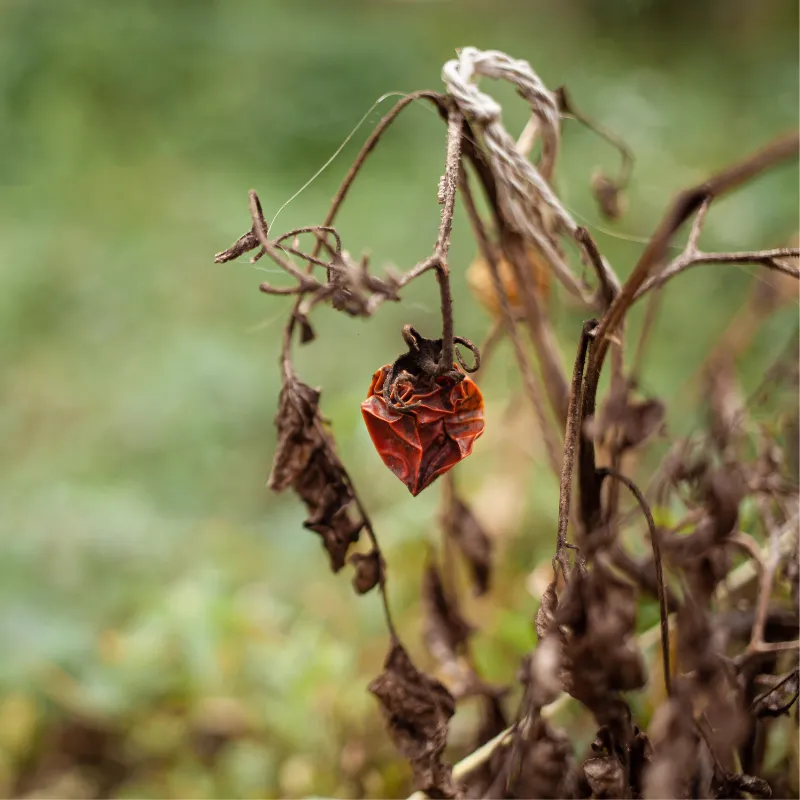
[0,1,797,796]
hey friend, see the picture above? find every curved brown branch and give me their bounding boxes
[598,467,671,697]
[579,130,800,531]
[634,247,799,300]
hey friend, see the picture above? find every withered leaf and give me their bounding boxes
[705,354,744,452]
[715,772,773,799]
[752,669,799,718]
[535,580,558,641]
[422,561,474,660]
[591,171,627,221]
[298,315,316,344]
[369,640,457,798]
[348,549,385,595]
[444,496,493,596]
[557,565,644,732]
[524,636,563,710]
[583,753,625,799]
[268,376,322,492]
[511,717,576,800]
[586,380,665,453]
[268,373,363,572]
[619,398,666,450]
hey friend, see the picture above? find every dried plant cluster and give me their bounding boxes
[216,48,800,799]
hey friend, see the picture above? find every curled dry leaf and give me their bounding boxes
[523,635,563,710]
[581,724,650,799]
[368,640,457,798]
[444,495,493,596]
[583,753,626,799]
[557,565,645,702]
[348,549,385,595]
[535,580,558,641]
[586,380,665,453]
[665,466,744,589]
[422,561,474,658]
[421,560,498,700]
[591,170,627,221]
[752,669,799,719]
[510,717,576,800]
[327,250,402,317]
[268,372,363,571]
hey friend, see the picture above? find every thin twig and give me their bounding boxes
[460,172,563,478]
[321,420,398,641]
[749,667,800,715]
[554,319,597,583]
[598,467,671,696]
[748,507,797,652]
[635,247,800,300]
[502,233,571,427]
[279,91,446,363]
[432,109,464,373]
[247,191,322,293]
[556,85,635,189]
[579,130,800,531]
[631,289,663,383]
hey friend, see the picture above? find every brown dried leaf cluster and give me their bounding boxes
[369,641,458,798]
[268,372,364,572]
[213,47,800,800]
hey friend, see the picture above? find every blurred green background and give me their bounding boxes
[0,0,797,797]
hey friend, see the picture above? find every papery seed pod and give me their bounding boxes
[361,328,484,495]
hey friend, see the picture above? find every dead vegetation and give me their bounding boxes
[217,47,800,799]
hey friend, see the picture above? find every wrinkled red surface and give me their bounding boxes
[360,366,485,496]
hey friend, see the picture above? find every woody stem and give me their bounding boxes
[433,107,464,374]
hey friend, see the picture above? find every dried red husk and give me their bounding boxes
[361,365,485,496]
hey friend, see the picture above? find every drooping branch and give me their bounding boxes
[578,130,800,532]
[598,467,671,697]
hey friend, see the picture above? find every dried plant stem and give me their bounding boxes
[750,667,800,715]
[473,320,503,379]
[631,288,663,382]
[579,130,800,530]
[575,226,620,307]
[747,509,799,655]
[320,91,442,233]
[598,467,671,696]
[459,173,562,479]
[432,109,464,372]
[591,130,799,378]
[404,525,797,799]
[323,425,398,641]
[554,319,597,581]
[277,91,445,362]
[503,233,571,427]
[556,85,634,189]
[635,247,799,300]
